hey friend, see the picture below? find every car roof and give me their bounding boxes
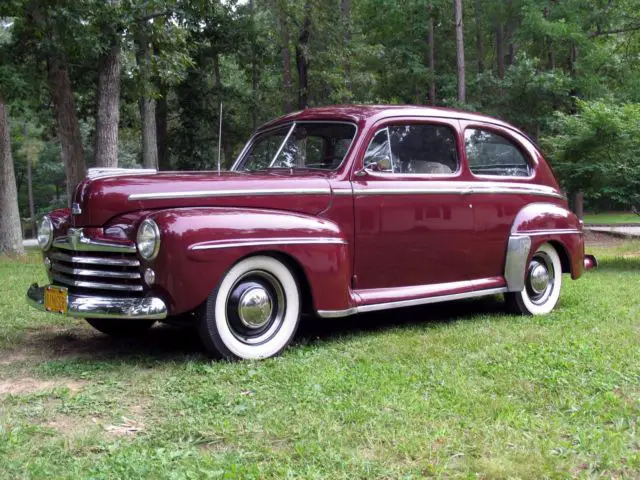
[260,104,520,133]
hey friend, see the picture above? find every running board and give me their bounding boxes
[317,287,508,319]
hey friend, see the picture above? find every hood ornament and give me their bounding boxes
[71,203,82,215]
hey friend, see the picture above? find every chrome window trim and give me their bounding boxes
[27,283,167,320]
[231,120,359,172]
[190,237,347,251]
[268,122,297,167]
[128,187,331,202]
[317,287,508,318]
[51,263,141,280]
[49,251,141,267]
[53,229,137,253]
[51,273,144,292]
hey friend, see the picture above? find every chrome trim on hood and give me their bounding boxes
[128,187,331,202]
[87,168,157,180]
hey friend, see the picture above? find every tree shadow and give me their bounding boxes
[17,296,509,364]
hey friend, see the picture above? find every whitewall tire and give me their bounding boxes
[505,243,562,315]
[197,255,301,360]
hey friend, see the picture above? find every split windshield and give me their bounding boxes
[235,122,357,171]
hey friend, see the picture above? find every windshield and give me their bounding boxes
[235,122,357,171]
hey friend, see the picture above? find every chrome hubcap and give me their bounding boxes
[529,261,550,295]
[526,253,555,305]
[238,286,273,328]
[226,270,286,345]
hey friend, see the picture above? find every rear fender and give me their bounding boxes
[147,207,352,315]
[505,203,584,291]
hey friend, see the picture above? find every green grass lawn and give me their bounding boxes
[583,212,640,225]
[1,243,639,479]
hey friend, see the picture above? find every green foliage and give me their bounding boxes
[543,100,640,209]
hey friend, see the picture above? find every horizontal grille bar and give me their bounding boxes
[52,273,144,292]
[50,251,140,267]
[51,263,141,280]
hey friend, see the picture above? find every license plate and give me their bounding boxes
[44,286,68,314]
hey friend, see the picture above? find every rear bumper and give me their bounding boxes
[26,283,168,320]
[584,254,598,271]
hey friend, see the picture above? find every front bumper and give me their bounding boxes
[26,283,168,320]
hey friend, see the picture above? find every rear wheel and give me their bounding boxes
[85,318,156,337]
[505,243,562,315]
[197,255,301,360]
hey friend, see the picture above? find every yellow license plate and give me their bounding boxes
[44,286,68,314]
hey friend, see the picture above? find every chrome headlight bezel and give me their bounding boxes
[136,219,161,260]
[37,216,54,251]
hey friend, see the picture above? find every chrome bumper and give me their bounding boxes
[26,283,168,320]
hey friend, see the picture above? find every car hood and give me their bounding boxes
[72,171,333,227]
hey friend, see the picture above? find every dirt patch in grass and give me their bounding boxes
[0,377,84,397]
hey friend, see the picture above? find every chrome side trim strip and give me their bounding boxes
[50,251,140,267]
[504,235,532,292]
[128,187,331,202]
[52,273,144,292]
[350,184,564,199]
[317,287,508,318]
[190,237,347,251]
[27,283,167,320]
[51,263,141,280]
[87,168,157,180]
[53,229,137,253]
[512,229,581,236]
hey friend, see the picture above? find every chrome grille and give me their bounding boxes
[49,248,143,293]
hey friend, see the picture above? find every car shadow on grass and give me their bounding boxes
[13,295,509,364]
[596,256,640,272]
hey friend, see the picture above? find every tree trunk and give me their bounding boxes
[574,191,584,219]
[474,0,485,73]
[249,0,259,129]
[506,0,516,66]
[94,40,121,168]
[496,24,505,78]
[454,0,466,103]
[25,124,36,238]
[341,0,351,102]
[136,33,158,169]
[156,90,169,170]
[47,56,86,204]
[273,2,293,113]
[296,0,312,110]
[0,101,25,256]
[427,5,436,105]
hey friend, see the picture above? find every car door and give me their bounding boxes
[461,122,538,281]
[352,118,474,291]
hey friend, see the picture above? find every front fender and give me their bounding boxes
[147,207,352,315]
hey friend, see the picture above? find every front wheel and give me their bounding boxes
[85,318,156,337]
[505,243,562,315]
[197,255,301,360]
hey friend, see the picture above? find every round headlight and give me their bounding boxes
[37,216,53,250]
[136,219,160,260]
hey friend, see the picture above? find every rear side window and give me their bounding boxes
[364,124,459,174]
[465,129,531,177]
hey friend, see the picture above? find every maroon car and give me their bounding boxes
[27,105,597,360]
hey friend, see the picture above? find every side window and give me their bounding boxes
[465,129,531,177]
[363,129,392,172]
[363,124,458,174]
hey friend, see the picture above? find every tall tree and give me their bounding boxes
[474,0,484,73]
[136,31,158,169]
[273,1,293,113]
[427,2,436,104]
[94,39,121,168]
[454,0,466,103]
[296,0,312,110]
[0,101,24,256]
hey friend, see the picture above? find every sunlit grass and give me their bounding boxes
[583,211,640,224]
[0,241,639,478]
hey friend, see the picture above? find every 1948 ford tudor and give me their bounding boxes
[27,105,597,360]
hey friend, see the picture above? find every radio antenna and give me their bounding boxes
[217,102,223,174]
